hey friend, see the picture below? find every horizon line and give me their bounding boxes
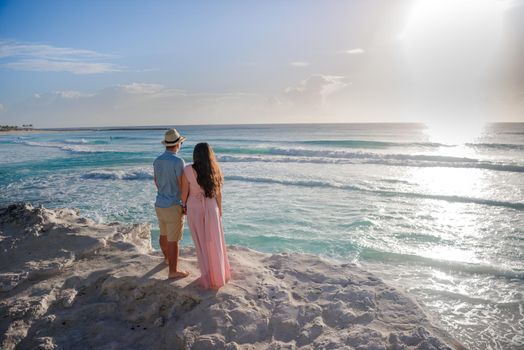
[34,120,524,131]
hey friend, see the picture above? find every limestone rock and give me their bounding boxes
[0,204,465,350]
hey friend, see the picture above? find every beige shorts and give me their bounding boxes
[155,205,184,242]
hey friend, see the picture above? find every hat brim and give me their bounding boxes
[161,136,186,146]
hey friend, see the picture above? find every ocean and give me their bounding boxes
[1,123,523,349]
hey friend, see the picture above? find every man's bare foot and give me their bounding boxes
[168,270,190,279]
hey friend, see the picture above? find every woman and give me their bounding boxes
[181,143,231,289]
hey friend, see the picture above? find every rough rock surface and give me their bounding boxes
[0,203,465,350]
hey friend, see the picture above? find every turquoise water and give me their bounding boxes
[1,123,523,349]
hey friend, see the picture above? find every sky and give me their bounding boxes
[0,0,523,127]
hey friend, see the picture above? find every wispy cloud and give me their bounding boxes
[7,82,271,126]
[345,48,365,55]
[0,39,122,74]
[290,61,310,67]
[4,59,121,74]
[118,82,165,95]
[53,90,95,99]
[285,75,347,107]
[117,82,188,99]
[0,40,116,60]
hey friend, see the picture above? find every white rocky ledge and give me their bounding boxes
[0,203,465,350]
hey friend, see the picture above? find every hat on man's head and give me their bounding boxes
[161,128,186,146]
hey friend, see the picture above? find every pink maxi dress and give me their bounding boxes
[184,165,231,289]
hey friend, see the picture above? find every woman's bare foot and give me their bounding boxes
[168,270,190,279]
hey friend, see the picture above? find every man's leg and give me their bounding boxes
[167,205,189,279]
[159,234,168,264]
[155,207,169,264]
[167,240,181,277]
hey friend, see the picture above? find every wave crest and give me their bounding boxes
[225,175,524,210]
[217,154,524,173]
[17,140,110,154]
[360,247,524,280]
[82,169,153,180]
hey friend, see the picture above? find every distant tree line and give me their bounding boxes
[0,124,34,131]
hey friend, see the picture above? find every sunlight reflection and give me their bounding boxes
[423,121,487,145]
[422,245,478,264]
[409,167,486,264]
[410,167,486,198]
[431,269,455,283]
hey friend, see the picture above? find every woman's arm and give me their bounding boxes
[216,189,222,217]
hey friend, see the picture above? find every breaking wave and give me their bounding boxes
[81,169,153,180]
[16,141,112,154]
[217,154,524,173]
[225,175,524,210]
[359,247,524,280]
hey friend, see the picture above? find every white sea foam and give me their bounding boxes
[262,147,478,162]
[64,138,89,144]
[225,175,524,210]
[16,140,108,153]
[217,153,524,173]
[76,167,524,209]
[359,247,524,280]
[82,169,153,180]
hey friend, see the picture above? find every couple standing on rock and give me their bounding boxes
[153,128,231,289]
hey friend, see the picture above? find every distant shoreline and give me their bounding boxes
[29,122,429,132]
[8,121,524,133]
[2,121,522,136]
[0,129,57,136]
[0,127,168,136]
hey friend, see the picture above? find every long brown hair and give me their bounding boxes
[192,143,223,198]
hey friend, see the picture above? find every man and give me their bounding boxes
[153,128,189,279]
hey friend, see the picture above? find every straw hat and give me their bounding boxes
[161,128,186,146]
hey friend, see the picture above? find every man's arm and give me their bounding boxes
[178,174,187,214]
[176,159,185,197]
[153,161,158,190]
[177,175,183,196]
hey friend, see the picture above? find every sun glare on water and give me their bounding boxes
[423,120,486,145]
